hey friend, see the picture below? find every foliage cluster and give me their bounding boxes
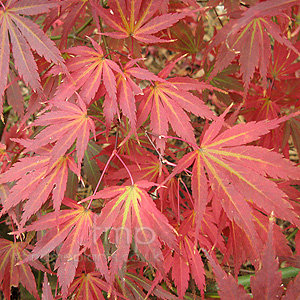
[0,0,300,299]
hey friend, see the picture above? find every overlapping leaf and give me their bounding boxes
[136,72,216,151]
[205,249,251,300]
[207,0,300,92]
[0,238,48,300]
[14,98,96,168]
[0,0,66,112]
[164,109,300,246]
[91,0,188,44]
[207,220,300,299]
[53,37,122,107]
[224,209,294,275]
[171,235,205,298]
[43,0,91,49]
[116,59,164,131]
[20,198,108,299]
[88,181,177,278]
[68,271,109,300]
[0,153,78,226]
[251,221,284,299]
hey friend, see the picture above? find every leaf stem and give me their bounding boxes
[86,150,116,209]
[89,115,106,126]
[148,131,200,150]
[114,150,135,185]
[50,34,87,42]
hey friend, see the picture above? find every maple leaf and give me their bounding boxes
[91,0,188,44]
[53,37,123,107]
[163,108,300,247]
[136,68,216,151]
[204,249,251,300]
[42,273,54,300]
[19,198,108,299]
[0,153,79,226]
[268,41,300,81]
[68,270,109,300]
[250,220,284,299]
[171,235,205,299]
[0,238,48,300]
[0,0,67,112]
[202,61,243,107]
[43,0,92,49]
[224,209,293,275]
[14,97,96,168]
[160,18,207,56]
[206,0,300,92]
[86,180,178,279]
[116,58,164,131]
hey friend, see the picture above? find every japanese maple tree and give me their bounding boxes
[0,0,300,299]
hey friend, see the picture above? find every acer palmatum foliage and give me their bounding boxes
[0,0,299,299]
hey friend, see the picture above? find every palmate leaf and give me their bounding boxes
[116,58,164,131]
[53,37,123,107]
[91,0,188,44]
[164,109,300,247]
[207,0,300,92]
[68,271,110,300]
[0,0,66,112]
[87,180,178,279]
[43,0,91,49]
[204,249,251,300]
[20,198,108,299]
[161,20,207,55]
[0,238,48,300]
[136,71,216,151]
[250,221,284,299]
[42,273,54,300]
[15,97,96,168]
[0,154,78,227]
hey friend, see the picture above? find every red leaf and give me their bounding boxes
[250,220,284,299]
[53,38,122,105]
[164,111,300,247]
[89,181,177,279]
[15,98,95,168]
[205,249,251,300]
[136,72,215,151]
[42,273,54,300]
[283,273,300,300]
[92,0,188,44]
[0,155,77,226]
[21,199,108,299]
[0,238,48,300]
[0,0,66,110]
[207,0,300,92]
